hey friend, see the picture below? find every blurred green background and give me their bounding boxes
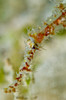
[0,0,66,100]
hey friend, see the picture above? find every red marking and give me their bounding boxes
[20,66,25,71]
[25,62,29,68]
[44,26,50,36]
[30,52,33,55]
[54,16,62,25]
[16,76,21,82]
[16,74,22,80]
[20,74,22,78]
[30,55,33,59]
[62,11,66,16]
[53,10,66,26]
[30,33,44,43]
[9,86,14,88]
[22,67,31,71]
[16,77,20,80]
[44,25,54,36]
[27,57,31,61]
[14,83,18,86]
[29,50,34,55]
[35,33,44,43]
[12,88,16,92]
